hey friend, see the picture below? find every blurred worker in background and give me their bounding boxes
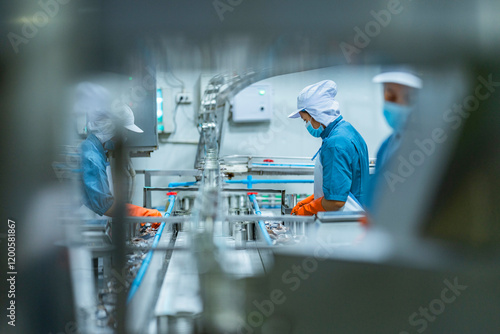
[363,71,423,214]
[77,82,163,223]
[372,71,423,170]
[289,80,369,215]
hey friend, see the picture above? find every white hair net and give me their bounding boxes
[74,82,115,143]
[75,82,142,143]
[288,80,341,126]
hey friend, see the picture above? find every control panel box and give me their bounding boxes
[232,83,273,123]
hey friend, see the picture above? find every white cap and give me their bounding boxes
[116,104,143,133]
[80,82,143,143]
[372,71,423,89]
[288,80,341,126]
[87,103,143,144]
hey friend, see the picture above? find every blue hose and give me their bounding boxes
[226,176,314,189]
[168,181,197,187]
[248,194,273,246]
[127,194,176,304]
[166,178,314,190]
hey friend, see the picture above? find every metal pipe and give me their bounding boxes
[126,244,286,252]
[111,135,128,333]
[145,171,152,208]
[226,215,315,223]
[251,163,314,168]
[126,193,177,304]
[259,205,281,209]
[123,214,315,224]
[135,169,202,177]
[222,155,316,161]
[123,216,190,223]
[145,187,284,194]
[315,211,365,223]
[234,222,246,248]
[248,193,274,246]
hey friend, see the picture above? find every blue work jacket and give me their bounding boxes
[80,134,113,216]
[319,116,369,205]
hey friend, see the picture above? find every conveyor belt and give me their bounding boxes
[153,231,271,332]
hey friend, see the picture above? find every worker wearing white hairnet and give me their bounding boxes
[77,83,162,221]
[288,80,369,215]
[372,71,423,169]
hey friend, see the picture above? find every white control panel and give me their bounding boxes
[232,83,272,123]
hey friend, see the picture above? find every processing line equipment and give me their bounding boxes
[115,73,368,334]
[72,68,500,334]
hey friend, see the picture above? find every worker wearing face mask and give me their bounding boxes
[372,71,423,170]
[362,71,423,214]
[289,80,369,215]
[77,83,163,221]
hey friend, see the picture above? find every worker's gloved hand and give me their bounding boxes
[127,203,162,216]
[127,204,163,229]
[294,197,326,216]
[291,195,315,215]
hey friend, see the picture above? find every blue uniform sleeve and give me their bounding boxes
[321,144,352,202]
[375,136,391,172]
[81,145,114,216]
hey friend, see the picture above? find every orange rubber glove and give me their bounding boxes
[291,195,315,215]
[359,215,370,227]
[294,197,326,216]
[127,204,163,229]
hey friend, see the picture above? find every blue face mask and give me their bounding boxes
[383,101,413,131]
[103,140,115,151]
[103,136,128,151]
[305,120,325,138]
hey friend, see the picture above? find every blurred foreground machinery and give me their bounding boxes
[2,1,500,333]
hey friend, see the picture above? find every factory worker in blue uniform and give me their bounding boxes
[372,71,422,171]
[77,83,162,220]
[363,71,423,213]
[289,80,369,215]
